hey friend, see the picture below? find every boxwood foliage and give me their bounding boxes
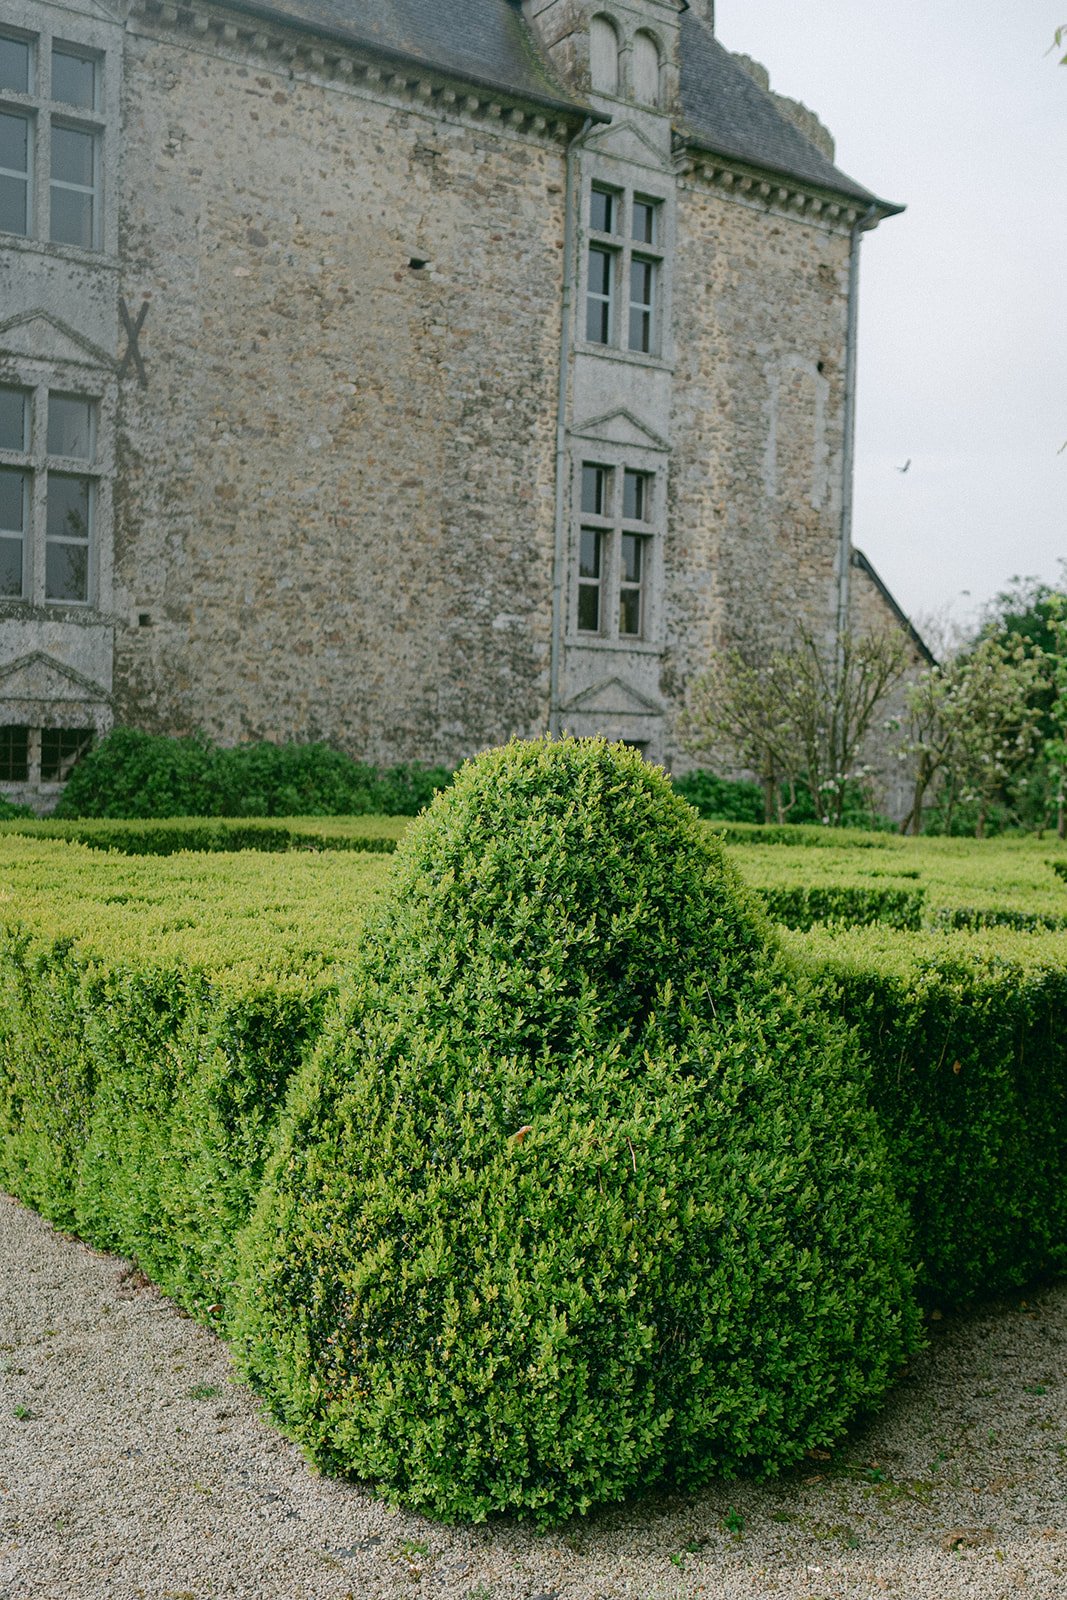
[234,738,920,1524]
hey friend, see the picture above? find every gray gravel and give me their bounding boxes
[1,1190,1064,1600]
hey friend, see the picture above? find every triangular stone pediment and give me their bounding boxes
[0,651,111,705]
[562,675,663,716]
[0,311,114,371]
[570,408,671,453]
[582,118,673,173]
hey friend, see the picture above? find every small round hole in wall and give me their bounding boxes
[408,257,429,270]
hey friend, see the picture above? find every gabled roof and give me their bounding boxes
[215,1,899,209]
[676,14,896,209]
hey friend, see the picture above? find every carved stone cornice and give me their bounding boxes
[125,0,581,143]
[675,149,874,232]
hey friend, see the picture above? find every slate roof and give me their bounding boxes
[218,0,897,208]
[218,0,582,110]
[676,13,893,208]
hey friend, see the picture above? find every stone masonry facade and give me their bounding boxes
[0,0,921,809]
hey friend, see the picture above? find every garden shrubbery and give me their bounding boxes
[1,741,1064,1523]
[53,727,452,819]
[234,739,919,1521]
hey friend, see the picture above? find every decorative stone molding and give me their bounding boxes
[677,152,866,231]
[126,0,583,143]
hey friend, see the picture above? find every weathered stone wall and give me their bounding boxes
[112,26,568,766]
[663,176,851,771]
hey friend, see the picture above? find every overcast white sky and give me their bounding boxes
[714,0,1065,637]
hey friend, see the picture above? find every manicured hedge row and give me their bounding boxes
[757,884,925,932]
[0,814,404,856]
[52,727,452,819]
[788,925,1067,1303]
[0,927,331,1319]
[931,906,1067,932]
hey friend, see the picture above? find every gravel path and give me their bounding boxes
[1,1190,1064,1600]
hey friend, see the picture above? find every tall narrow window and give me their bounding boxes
[576,460,658,643]
[629,258,656,353]
[578,463,612,634]
[583,183,665,357]
[589,14,620,95]
[586,247,614,344]
[0,108,31,236]
[586,185,620,346]
[0,385,28,598]
[50,121,97,247]
[633,30,662,107]
[44,392,95,602]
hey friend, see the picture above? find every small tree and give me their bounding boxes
[682,627,908,826]
[897,637,1042,835]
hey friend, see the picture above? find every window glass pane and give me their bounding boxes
[586,247,613,343]
[578,585,600,633]
[50,183,93,247]
[621,532,643,584]
[47,473,91,540]
[0,171,28,234]
[590,187,615,234]
[51,124,95,186]
[619,584,642,636]
[579,528,601,579]
[632,200,657,245]
[0,109,30,171]
[629,258,655,353]
[0,387,27,451]
[45,539,88,602]
[0,35,31,95]
[587,246,612,295]
[51,47,97,111]
[623,470,650,521]
[0,466,26,530]
[40,726,94,781]
[0,536,22,598]
[0,726,30,783]
[581,464,608,516]
[48,394,93,460]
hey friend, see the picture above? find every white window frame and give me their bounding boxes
[0,12,113,256]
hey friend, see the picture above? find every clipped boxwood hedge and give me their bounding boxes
[0,814,404,857]
[788,925,1067,1303]
[233,738,919,1522]
[757,884,925,932]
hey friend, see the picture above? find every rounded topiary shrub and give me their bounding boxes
[234,738,920,1522]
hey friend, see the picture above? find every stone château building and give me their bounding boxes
[1,0,919,809]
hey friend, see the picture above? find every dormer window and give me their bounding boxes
[632,30,662,107]
[589,13,620,95]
